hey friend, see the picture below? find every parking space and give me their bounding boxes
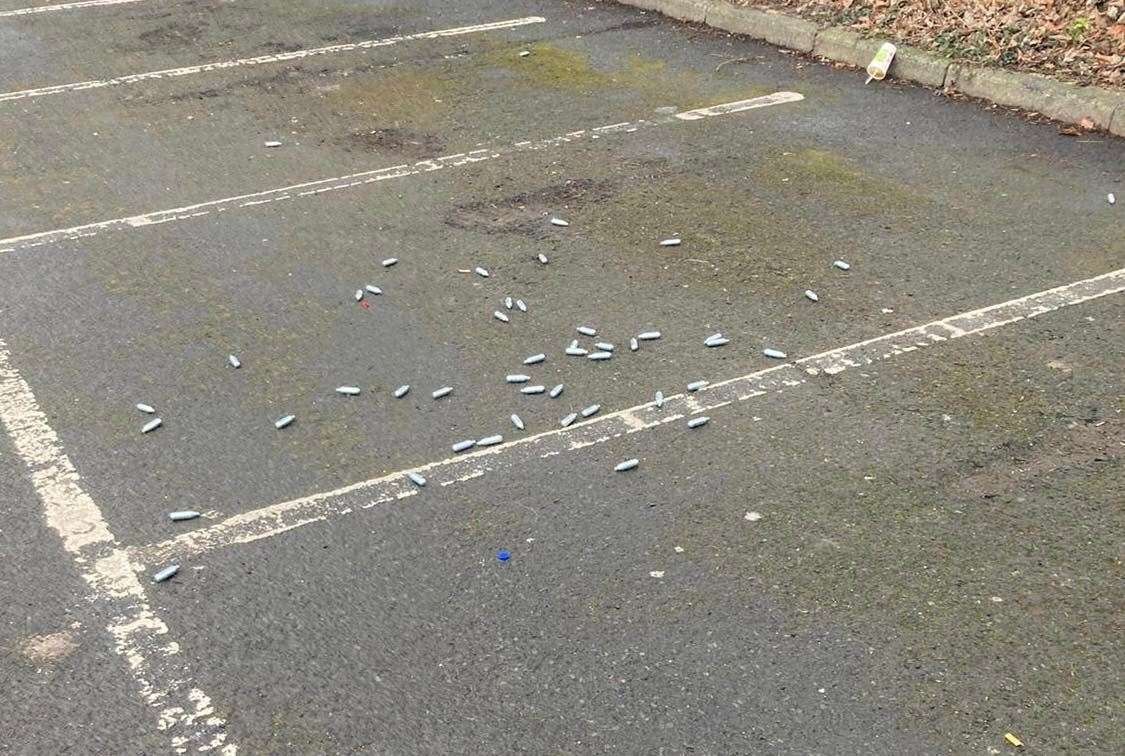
[139,294,1121,753]
[1,0,1121,752]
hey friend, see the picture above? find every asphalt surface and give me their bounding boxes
[1,0,1122,753]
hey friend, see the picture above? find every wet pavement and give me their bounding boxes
[0,0,1121,752]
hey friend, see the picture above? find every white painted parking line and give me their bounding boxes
[0,339,235,753]
[130,267,1125,565]
[0,91,803,254]
[0,16,545,103]
[0,0,151,18]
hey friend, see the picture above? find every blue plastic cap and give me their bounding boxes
[496,549,511,561]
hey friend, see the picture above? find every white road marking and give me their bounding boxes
[0,0,150,17]
[675,92,802,120]
[0,16,545,103]
[0,339,235,754]
[130,267,1125,565]
[0,92,803,254]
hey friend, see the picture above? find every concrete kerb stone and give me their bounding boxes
[615,0,1124,135]
[813,28,950,89]
[1111,105,1125,138]
[811,26,877,67]
[947,63,1125,133]
[626,0,717,23]
[704,3,817,53]
[893,47,952,89]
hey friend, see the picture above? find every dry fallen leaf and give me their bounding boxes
[731,0,1123,87]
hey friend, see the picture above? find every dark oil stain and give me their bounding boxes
[598,17,661,33]
[260,40,306,54]
[317,24,400,44]
[337,127,445,160]
[444,178,619,239]
[956,420,1121,500]
[133,21,205,51]
[157,68,308,104]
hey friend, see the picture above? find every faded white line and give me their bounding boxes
[0,91,803,254]
[0,16,545,103]
[0,0,152,17]
[130,267,1125,565]
[0,339,235,754]
[675,97,796,120]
